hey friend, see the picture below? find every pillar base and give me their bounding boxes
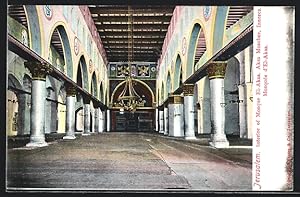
[185,136,197,140]
[82,132,91,136]
[63,135,76,140]
[26,141,48,148]
[164,131,168,136]
[159,130,164,134]
[209,134,229,148]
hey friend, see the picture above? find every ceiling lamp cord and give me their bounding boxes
[115,6,145,112]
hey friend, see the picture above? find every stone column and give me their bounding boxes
[236,50,248,138]
[159,108,164,134]
[82,98,91,136]
[238,84,248,138]
[183,84,196,139]
[24,61,52,147]
[107,109,111,132]
[207,62,229,148]
[63,84,76,139]
[163,104,169,135]
[98,109,104,133]
[155,107,159,132]
[168,95,184,137]
[94,106,99,133]
[91,107,95,133]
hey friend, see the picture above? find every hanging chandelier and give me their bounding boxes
[115,6,144,112]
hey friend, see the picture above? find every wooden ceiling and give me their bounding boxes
[226,6,253,29]
[88,5,175,62]
[8,5,28,28]
[8,5,253,64]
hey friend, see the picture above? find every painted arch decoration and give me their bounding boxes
[110,79,155,108]
[24,5,42,54]
[186,23,207,78]
[76,55,89,91]
[173,54,183,91]
[48,24,74,79]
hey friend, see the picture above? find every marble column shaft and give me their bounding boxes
[168,95,184,137]
[183,84,196,139]
[159,110,164,133]
[238,84,248,138]
[24,61,52,147]
[63,85,76,139]
[155,108,159,132]
[98,109,104,133]
[94,107,99,133]
[107,109,111,132]
[207,62,229,148]
[82,103,91,135]
[163,106,169,135]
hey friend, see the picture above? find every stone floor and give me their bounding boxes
[6,132,252,191]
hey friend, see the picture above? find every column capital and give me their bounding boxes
[168,95,183,104]
[66,83,77,97]
[206,61,227,79]
[24,61,53,80]
[183,84,195,96]
[83,96,91,104]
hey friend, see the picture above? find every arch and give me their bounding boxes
[110,79,155,107]
[48,24,73,78]
[166,72,171,97]
[76,55,89,90]
[45,75,58,100]
[174,54,183,91]
[91,72,98,97]
[24,5,42,54]
[75,106,84,132]
[45,76,58,134]
[8,74,22,90]
[23,74,32,92]
[99,82,104,102]
[212,6,229,54]
[160,83,164,103]
[104,91,107,105]
[186,23,207,77]
[7,74,27,136]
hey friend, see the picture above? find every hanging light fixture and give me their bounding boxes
[115,6,145,112]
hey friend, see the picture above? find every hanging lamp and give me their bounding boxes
[116,6,144,112]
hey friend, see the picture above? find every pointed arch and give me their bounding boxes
[76,55,89,91]
[174,54,183,91]
[186,23,207,77]
[166,72,171,97]
[48,24,73,78]
[99,82,104,102]
[160,83,164,104]
[212,6,229,54]
[24,5,41,54]
[110,79,155,107]
[91,72,98,97]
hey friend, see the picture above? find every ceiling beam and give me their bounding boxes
[95,24,169,30]
[104,43,163,47]
[89,7,174,14]
[93,15,171,23]
[98,31,166,37]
